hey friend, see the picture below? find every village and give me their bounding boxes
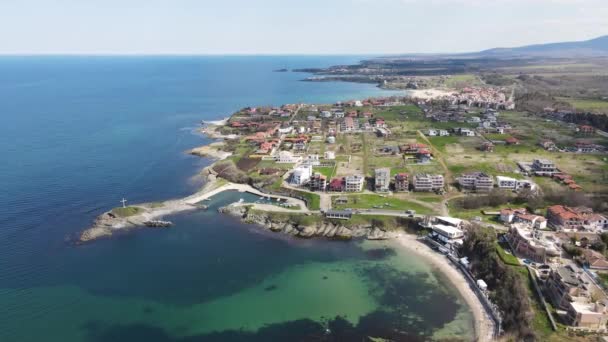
[203,92,608,335]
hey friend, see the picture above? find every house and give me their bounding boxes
[506,226,560,263]
[294,141,307,151]
[341,117,357,132]
[578,125,595,135]
[394,173,409,192]
[291,165,312,185]
[304,154,320,166]
[374,168,391,192]
[324,151,335,160]
[514,213,547,229]
[376,127,391,137]
[321,110,332,118]
[566,301,608,330]
[326,136,336,144]
[344,174,365,192]
[329,178,345,192]
[412,174,444,192]
[309,173,327,191]
[438,129,449,136]
[416,149,432,163]
[539,139,557,151]
[547,205,608,231]
[458,172,494,192]
[325,210,352,220]
[467,116,481,123]
[500,208,527,223]
[575,141,597,153]
[496,176,537,192]
[278,126,293,134]
[505,137,520,145]
[480,142,494,152]
[580,249,608,270]
[435,216,463,228]
[431,224,464,243]
[400,143,427,154]
[531,158,558,175]
[426,129,438,136]
[276,151,302,164]
[458,128,475,136]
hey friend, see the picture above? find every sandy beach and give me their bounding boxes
[395,233,495,342]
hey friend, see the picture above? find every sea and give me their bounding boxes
[0,56,474,341]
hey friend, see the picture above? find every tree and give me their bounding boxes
[591,241,607,254]
[600,232,608,245]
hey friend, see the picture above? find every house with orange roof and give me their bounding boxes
[547,205,607,231]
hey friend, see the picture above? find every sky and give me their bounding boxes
[1,0,607,55]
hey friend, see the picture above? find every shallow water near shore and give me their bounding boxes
[0,191,474,341]
[0,56,473,341]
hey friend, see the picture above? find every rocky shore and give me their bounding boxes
[218,204,390,240]
[188,141,232,160]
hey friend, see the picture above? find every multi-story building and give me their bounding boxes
[458,172,494,192]
[546,264,590,310]
[506,226,559,263]
[374,168,391,192]
[340,117,357,132]
[412,174,444,192]
[290,165,312,185]
[545,264,608,330]
[532,158,558,175]
[309,172,327,191]
[344,174,365,192]
[394,173,409,192]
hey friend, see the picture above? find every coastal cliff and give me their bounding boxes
[218,204,390,240]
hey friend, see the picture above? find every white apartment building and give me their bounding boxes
[291,165,312,185]
[412,174,444,192]
[344,174,365,192]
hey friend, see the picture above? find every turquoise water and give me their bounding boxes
[0,56,473,341]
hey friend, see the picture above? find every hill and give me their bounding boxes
[478,35,608,58]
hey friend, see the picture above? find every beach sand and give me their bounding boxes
[395,233,495,342]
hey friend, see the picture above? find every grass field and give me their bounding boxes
[332,194,434,214]
[313,165,336,179]
[557,97,608,113]
[496,242,520,266]
[292,190,320,211]
[443,74,483,88]
[111,206,143,217]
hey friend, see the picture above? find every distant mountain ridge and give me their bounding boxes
[477,35,608,57]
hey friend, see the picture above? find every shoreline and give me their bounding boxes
[394,233,495,342]
[77,114,495,341]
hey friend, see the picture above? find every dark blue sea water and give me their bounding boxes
[0,56,473,341]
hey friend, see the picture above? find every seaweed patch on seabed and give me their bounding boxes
[353,264,465,340]
[364,247,397,260]
[263,284,278,292]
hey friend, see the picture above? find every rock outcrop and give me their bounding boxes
[218,204,390,240]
